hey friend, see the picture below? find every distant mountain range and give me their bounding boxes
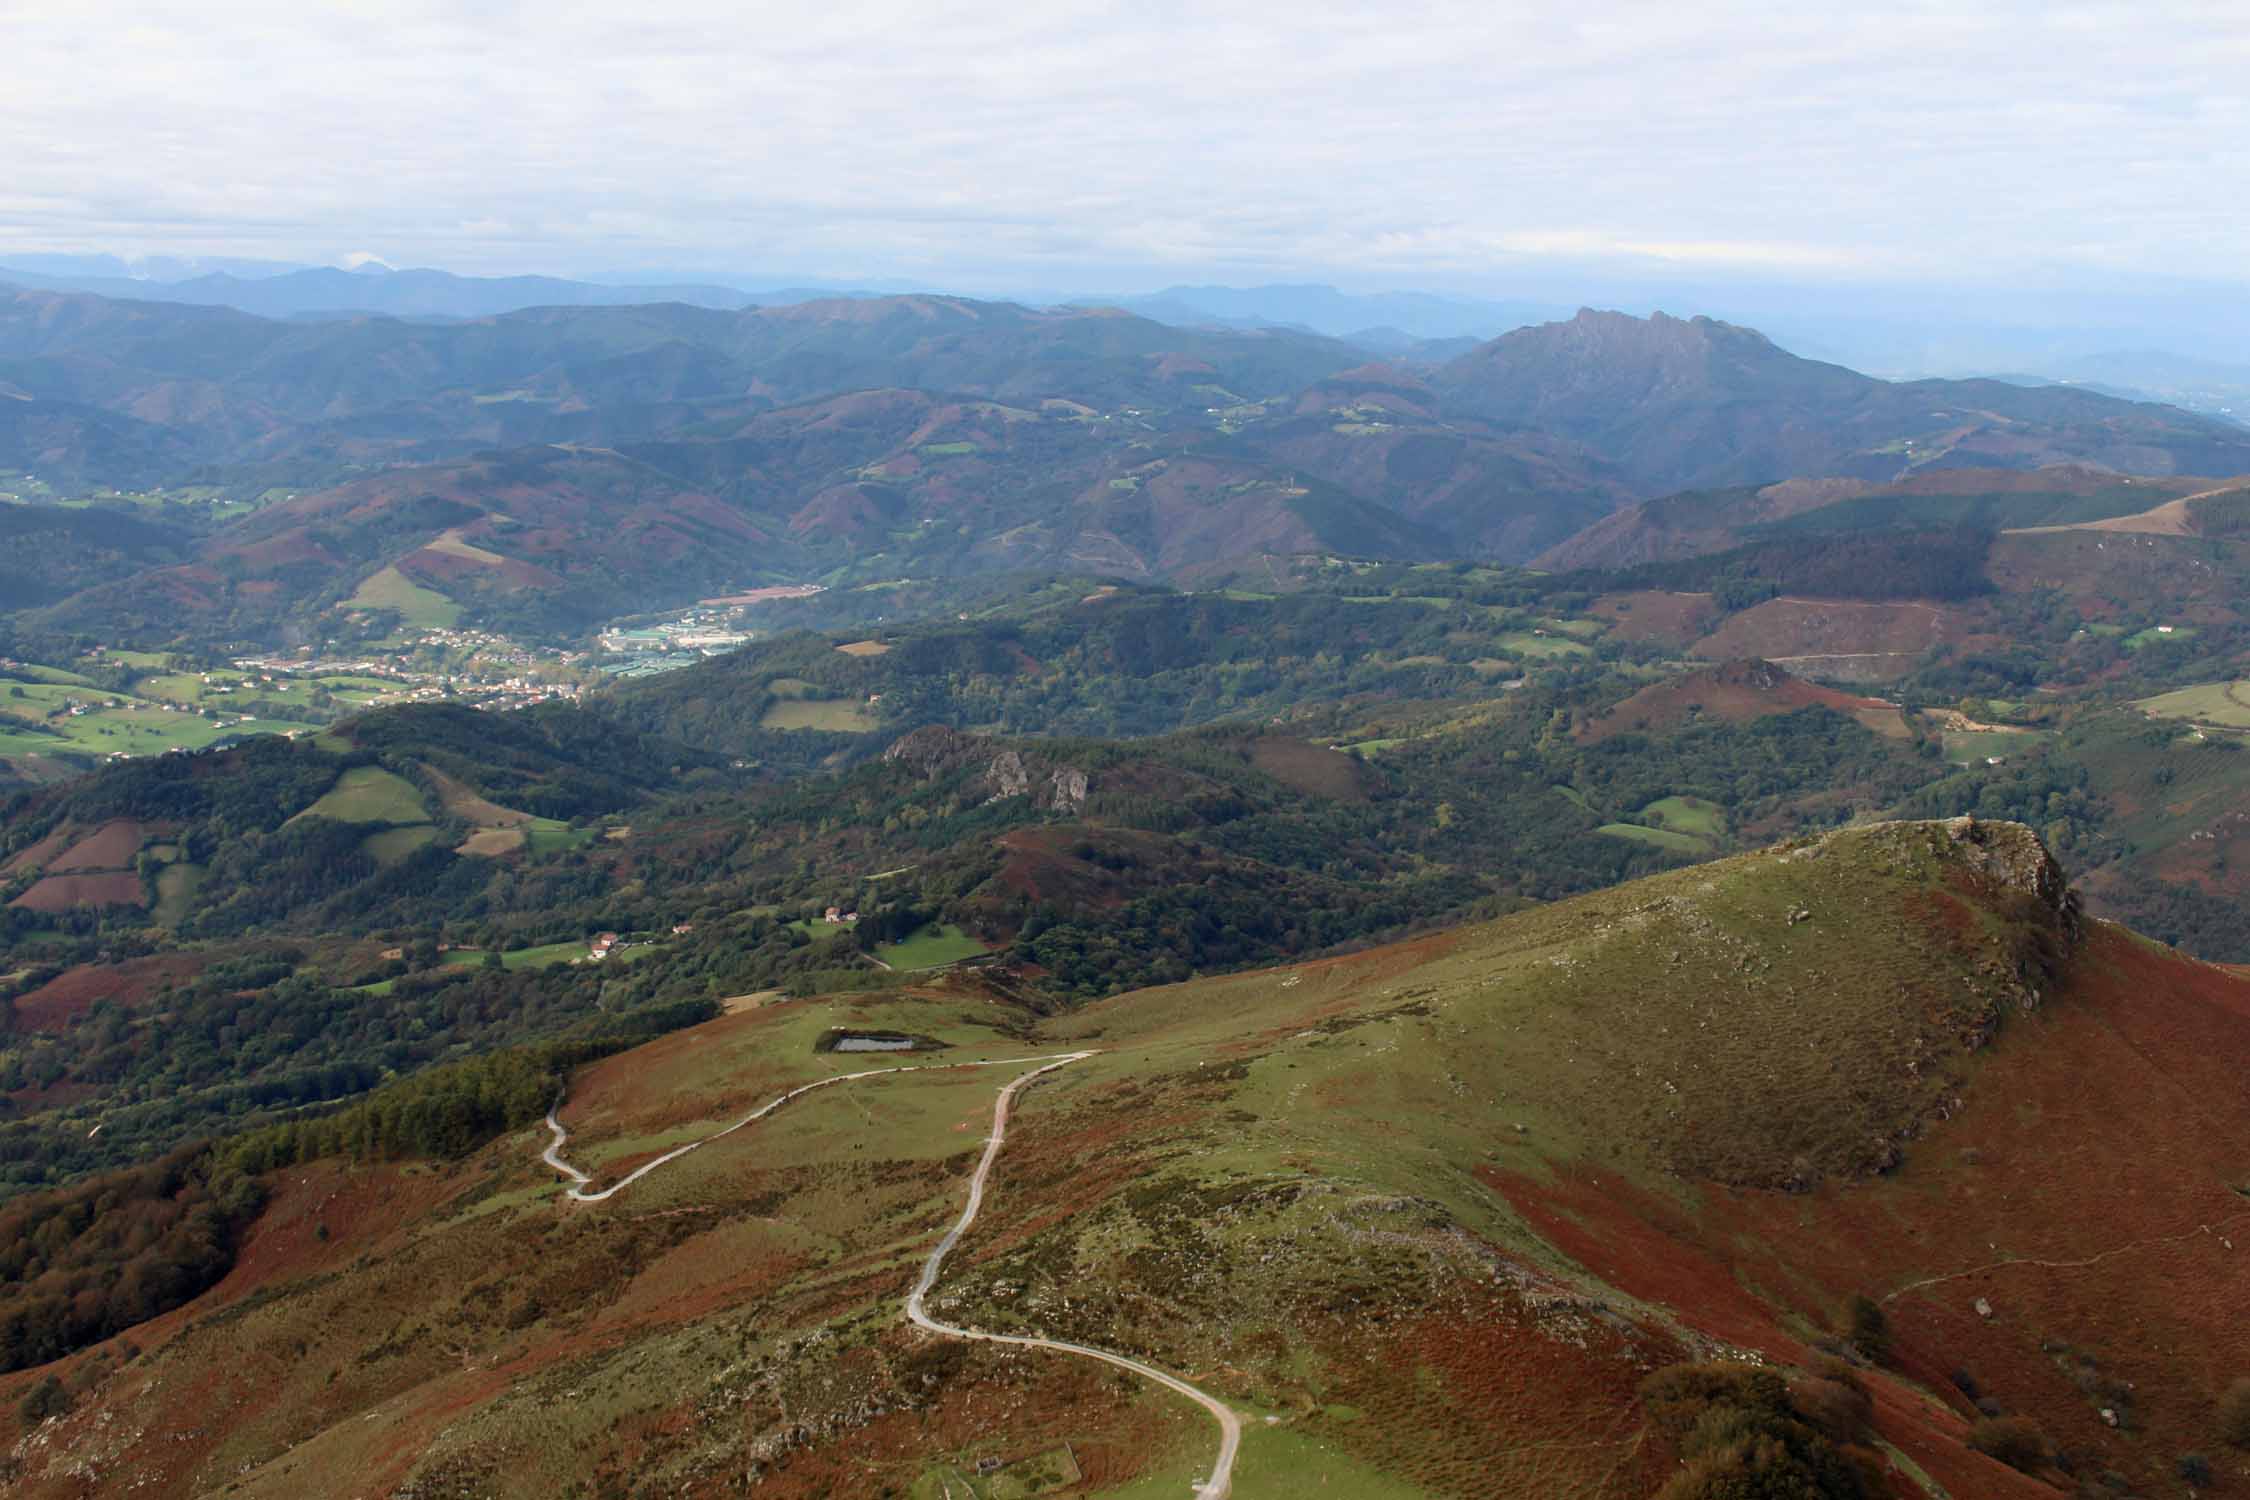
[1433,309,2250,495]
[14,260,2250,422]
[1077,282,1564,342]
[0,262,822,322]
[5,283,2249,645]
[0,260,1557,340]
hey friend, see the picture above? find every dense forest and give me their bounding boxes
[0,1002,708,1378]
[0,1145,264,1375]
[1571,526,2000,606]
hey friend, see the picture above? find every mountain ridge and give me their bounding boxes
[8,290,2250,646]
[11,817,2244,1498]
[1437,307,2250,496]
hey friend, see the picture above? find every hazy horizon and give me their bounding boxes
[8,5,2246,286]
[9,3,2250,368]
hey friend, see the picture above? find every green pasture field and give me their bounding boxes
[523,819,596,853]
[351,939,600,994]
[1,679,127,718]
[760,699,879,732]
[1595,822,1711,855]
[0,689,315,759]
[361,825,440,865]
[874,922,989,970]
[1340,594,1461,609]
[2136,681,2250,728]
[132,670,401,709]
[1494,630,1591,658]
[1639,795,1724,839]
[443,940,593,971]
[1942,728,2044,764]
[292,766,430,826]
[348,566,462,627]
[5,663,96,686]
[151,863,206,927]
[132,673,222,703]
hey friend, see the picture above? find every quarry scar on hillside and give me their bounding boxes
[540,1048,1244,1499]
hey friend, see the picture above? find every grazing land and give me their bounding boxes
[1595,820,1709,855]
[875,922,990,969]
[442,940,594,971]
[2137,680,2250,728]
[1940,726,2043,764]
[289,766,430,825]
[1638,794,1724,840]
[347,565,462,627]
[361,825,440,865]
[149,862,205,925]
[761,698,881,732]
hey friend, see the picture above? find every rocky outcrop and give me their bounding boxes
[1784,817,2075,926]
[1935,816,2076,919]
[1781,817,2082,1033]
[880,726,1090,811]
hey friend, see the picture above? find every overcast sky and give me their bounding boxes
[2,1,2244,295]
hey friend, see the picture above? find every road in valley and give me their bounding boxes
[540,1048,1243,1498]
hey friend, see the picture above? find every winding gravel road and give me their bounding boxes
[539,1052,1087,1202]
[905,1053,1242,1499]
[540,1048,1242,1498]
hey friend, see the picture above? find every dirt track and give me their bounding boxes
[540,1049,1244,1498]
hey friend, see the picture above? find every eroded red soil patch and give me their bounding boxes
[43,823,148,868]
[11,951,207,1030]
[9,870,145,911]
[1691,597,1976,669]
[1578,658,1903,743]
[2,827,75,875]
[1588,590,1722,646]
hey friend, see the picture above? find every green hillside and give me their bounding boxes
[12,817,2225,1499]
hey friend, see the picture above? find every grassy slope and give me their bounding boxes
[1595,820,1707,854]
[1641,793,1723,837]
[348,565,461,627]
[874,922,988,970]
[2137,679,2250,728]
[288,765,430,826]
[0,671,316,759]
[13,818,2203,1499]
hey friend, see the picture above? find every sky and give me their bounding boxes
[2,1,2246,302]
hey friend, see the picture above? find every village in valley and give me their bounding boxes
[0,589,815,780]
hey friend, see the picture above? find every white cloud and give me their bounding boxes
[0,0,2243,290]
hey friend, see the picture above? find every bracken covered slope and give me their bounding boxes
[3,820,2245,1499]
